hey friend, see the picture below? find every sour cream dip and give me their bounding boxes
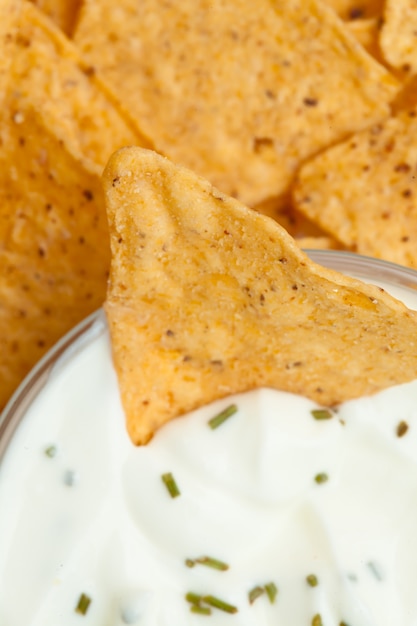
[1,251,417,626]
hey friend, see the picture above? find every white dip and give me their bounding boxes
[1,280,417,626]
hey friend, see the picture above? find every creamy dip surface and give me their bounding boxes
[1,280,417,626]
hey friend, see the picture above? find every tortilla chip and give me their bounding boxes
[0,103,110,411]
[321,0,383,19]
[103,147,417,445]
[380,0,417,75]
[293,108,417,268]
[75,0,399,206]
[13,1,148,170]
[28,0,81,36]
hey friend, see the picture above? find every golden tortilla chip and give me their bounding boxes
[13,1,147,170]
[29,0,81,36]
[380,0,417,75]
[321,0,383,19]
[75,0,399,206]
[0,105,109,411]
[104,147,417,445]
[293,108,417,268]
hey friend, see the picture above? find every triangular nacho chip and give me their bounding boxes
[75,0,399,206]
[293,108,417,269]
[12,1,147,170]
[0,105,110,411]
[103,147,417,445]
[0,0,149,409]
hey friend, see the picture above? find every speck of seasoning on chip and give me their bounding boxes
[396,420,409,437]
[303,97,318,107]
[83,189,94,201]
[394,162,411,172]
[349,7,364,19]
[306,574,319,587]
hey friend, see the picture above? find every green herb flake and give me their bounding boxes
[44,444,57,458]
[396,420,409,437]
[312,614,323,626]
[314,472,329,485]
[161,472,180,498]
[203,595,238,614]
[191,605,212,615]
[367,560,383,581]
[248,586,264,604]
[75,593,91,616]
[306,574,319,587]
[208,404,238,430]
[339,622,351,626]
[185,558,196,568]
[311,408,333,420]
[185,592,203,605]
[264,582,278,604]
[194,556,229,571]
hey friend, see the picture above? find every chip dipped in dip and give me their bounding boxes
[1,252,417,626]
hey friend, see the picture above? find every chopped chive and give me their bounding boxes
[63,469,79,487]
[311,408,333,420]
[194,556,229,571]
[75,593,91,616]
[312,614,323,626]
[185,592,203,605]
[367,561,383,581]
[264,582,278,604]
[44,444,57,458]
[203,595,238,614]
[190,605,212,615]
[306,574,319,587]
[397,420,409,437]
[248,586,264,604]
[340,622,351,626]
[161,472,180,498]
[314,472,329,485]
[185,558,196,568]
[208,404,238,430]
